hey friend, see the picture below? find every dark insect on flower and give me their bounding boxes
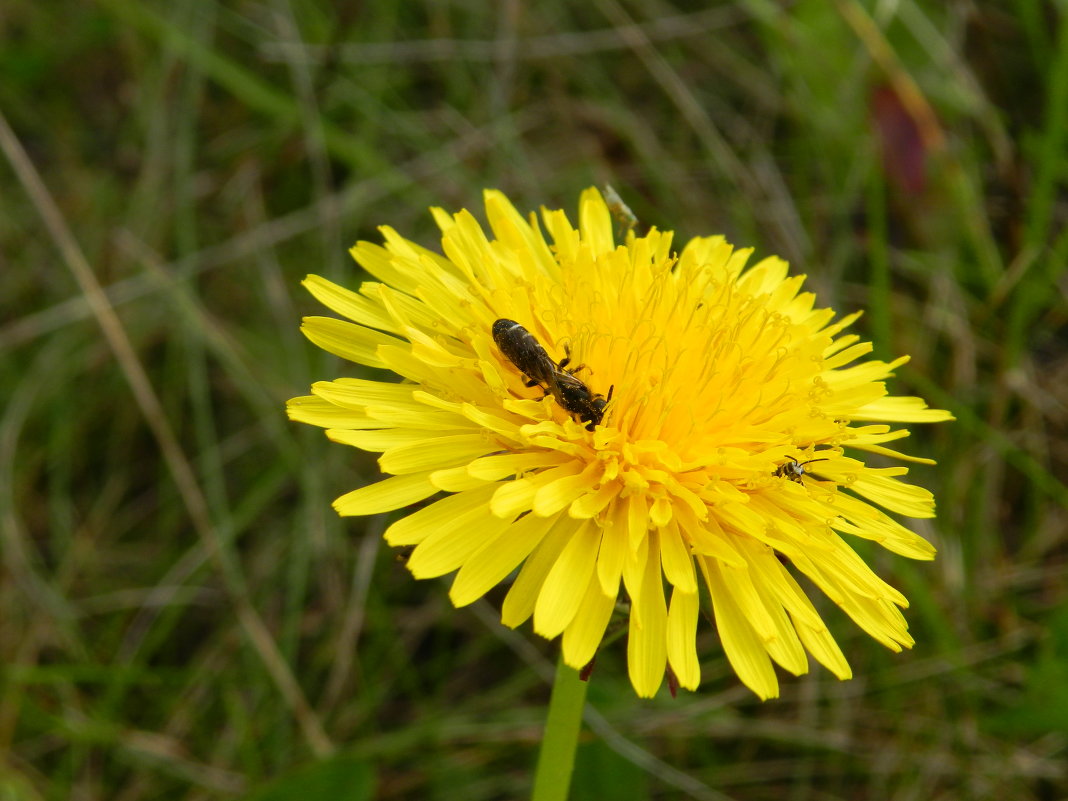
[552,366,613,431]
[492,319,559,388]
[774,456,829,482]
[492,318,612,430]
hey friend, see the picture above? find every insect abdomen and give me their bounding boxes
[492,319,557,387]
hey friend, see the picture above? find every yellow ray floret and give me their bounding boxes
[288,187,952,699]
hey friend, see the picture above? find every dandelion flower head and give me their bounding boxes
[288,188,952,699]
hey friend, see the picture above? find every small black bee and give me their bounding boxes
[552,367,613,430]
[492,318,612,430]
[492,319,558,388]
[774,456,828,482]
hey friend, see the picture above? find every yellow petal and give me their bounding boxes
[287,396,383,429]
[736,254,789,295]
[626,536,667,698]
[666,588,700,690]
[791,551,914,652]
[658,519,697,594]
[701,557,779,700]
[300,316,401,368]
[569,480,620,519]
[302,274,402,333]
[385,484,497,546]
[429,465,492,492]
[822,356,909,389]
[848,474,937,518]
[562,576,617,669]
[333,473,439,517]
[852,395,955,422]
[379,433,500,475]
[407,499,511,579]
[491,478,536,519]
[533,465,598,517]
[831,492,937,559]
[626,493,648,553]
[849,443,937,464]
[467,451,565,481]
[534,520,601,638]
[327,427,470,452]
[686,517,747,567]
[822,341,874,370]
[503,461,585,518]
[449,512,558,607]
[349,239,415,289]
[579,186,614,255]
[485,190,559,279]
[621,534,650,629]
[718,560,780,644]
[596,509,626,597]
[364,405,470,430]
[311,377,416,408]
[649,496,673,528]
[838,595,914,652]
[795,620,852,681]
[739,541,826,632]
[500,516,579,628]
[743,558,809,676]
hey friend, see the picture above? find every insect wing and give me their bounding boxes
[492,319,556,386]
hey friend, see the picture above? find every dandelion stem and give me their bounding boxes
[532,654,588,801]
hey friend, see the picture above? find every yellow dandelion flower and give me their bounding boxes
[288,188,952,699]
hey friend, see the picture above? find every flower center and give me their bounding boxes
[536,233,830,477]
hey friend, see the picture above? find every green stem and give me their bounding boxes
[532,655,588,801]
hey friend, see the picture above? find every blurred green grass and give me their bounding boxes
[1,1,1066,799]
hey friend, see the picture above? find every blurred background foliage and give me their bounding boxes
[1,1,1066,799]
